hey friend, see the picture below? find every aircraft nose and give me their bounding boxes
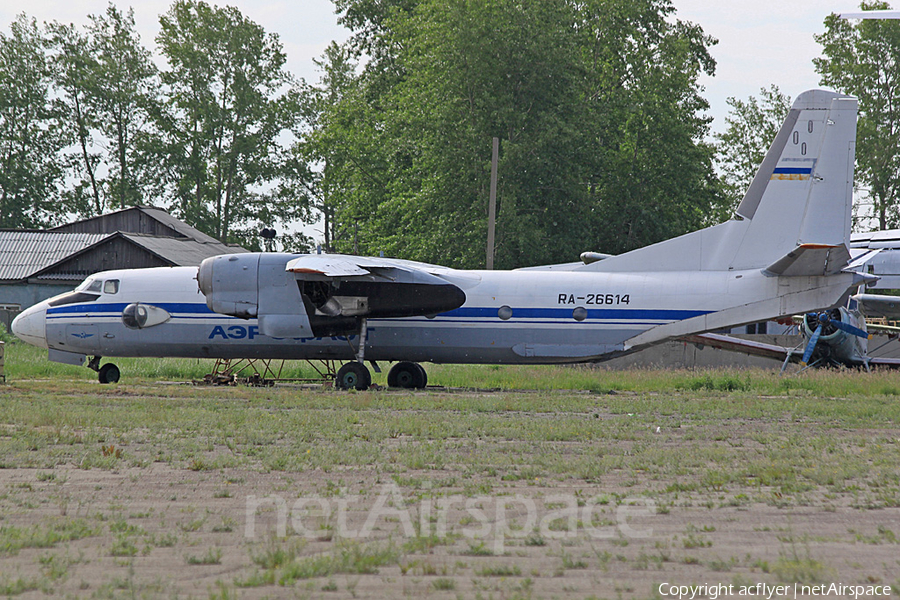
[11,303,48,349]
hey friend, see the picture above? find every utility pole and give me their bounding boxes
[486,137,499,269]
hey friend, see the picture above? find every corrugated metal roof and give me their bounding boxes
[0,231,109,281]
[121,233,249,266]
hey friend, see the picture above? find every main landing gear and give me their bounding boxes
[335,319,428,390]
[335,360,428,391]
[387,361,427,389]
[88,356,120,384]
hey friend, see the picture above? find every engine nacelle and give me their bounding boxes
[199,253,314,337]
[198,254,260,318]
[199,253,467,339]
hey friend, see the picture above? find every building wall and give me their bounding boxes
[0,282,73,314]
[53,210,181,238]
[46,237,170,279]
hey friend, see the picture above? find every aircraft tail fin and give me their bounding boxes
[585,90,857,273]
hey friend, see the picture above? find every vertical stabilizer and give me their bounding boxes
[729,89,856,270]
[585,89,857,274]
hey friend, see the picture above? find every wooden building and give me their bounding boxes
[0,206,247,319]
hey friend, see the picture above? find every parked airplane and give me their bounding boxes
[683,293,900,371]
[11,90,872,388]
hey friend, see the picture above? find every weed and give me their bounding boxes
[433,578,456,590]
[185,547,222,565]
[476,564,521,577]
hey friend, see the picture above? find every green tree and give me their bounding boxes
[87,4,161,210]
[156,0,300,244]
[0,14,67,228]
[714,85,792,220]
[314,0,720,268]
[815,1,900,230]
[47,20,104,217]
[285,42,358,252]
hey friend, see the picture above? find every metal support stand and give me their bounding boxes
[200,358,339,386]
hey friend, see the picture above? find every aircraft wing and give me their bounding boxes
[198,253,468,338]
[680,333,802,363]
[867,322,900,335]
[285,255,395,277]
[841,10,900,19]
[854,293,900,320]
[865,357,900,368]
[683,332,900,370]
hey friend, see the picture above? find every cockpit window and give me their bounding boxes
[83,279,102,293]
[104,280,119,294]
[48,291,100,307]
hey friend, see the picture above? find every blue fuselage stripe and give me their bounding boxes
[47,302,711,323]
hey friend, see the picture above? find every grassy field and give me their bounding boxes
[1,340,899,598]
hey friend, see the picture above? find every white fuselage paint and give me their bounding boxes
[14,264,857,365]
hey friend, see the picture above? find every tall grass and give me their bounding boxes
[7,336,900,401]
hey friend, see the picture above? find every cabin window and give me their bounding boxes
[104,280,119,294]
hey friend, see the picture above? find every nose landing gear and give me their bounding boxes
[88,356,120,384]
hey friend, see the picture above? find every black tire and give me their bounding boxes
[98,363,120,384]
[336,362,371,391]
[387,361,425,389]
[414,363,428,388]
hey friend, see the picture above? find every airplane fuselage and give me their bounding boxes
[14,261,851,366]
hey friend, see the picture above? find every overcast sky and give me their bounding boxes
[0,0,876,134]
[0,0,884,239]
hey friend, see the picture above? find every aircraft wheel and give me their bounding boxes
[388,361,426,389]
[414,363,428,388]
[98,363,120,384]
[337,362,371,391]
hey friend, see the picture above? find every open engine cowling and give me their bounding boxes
[198,253,467,338]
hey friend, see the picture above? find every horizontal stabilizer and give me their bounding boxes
[762,244,850,277]
[623,270,866,351]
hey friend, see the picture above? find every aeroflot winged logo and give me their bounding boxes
[71,331,94,339]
